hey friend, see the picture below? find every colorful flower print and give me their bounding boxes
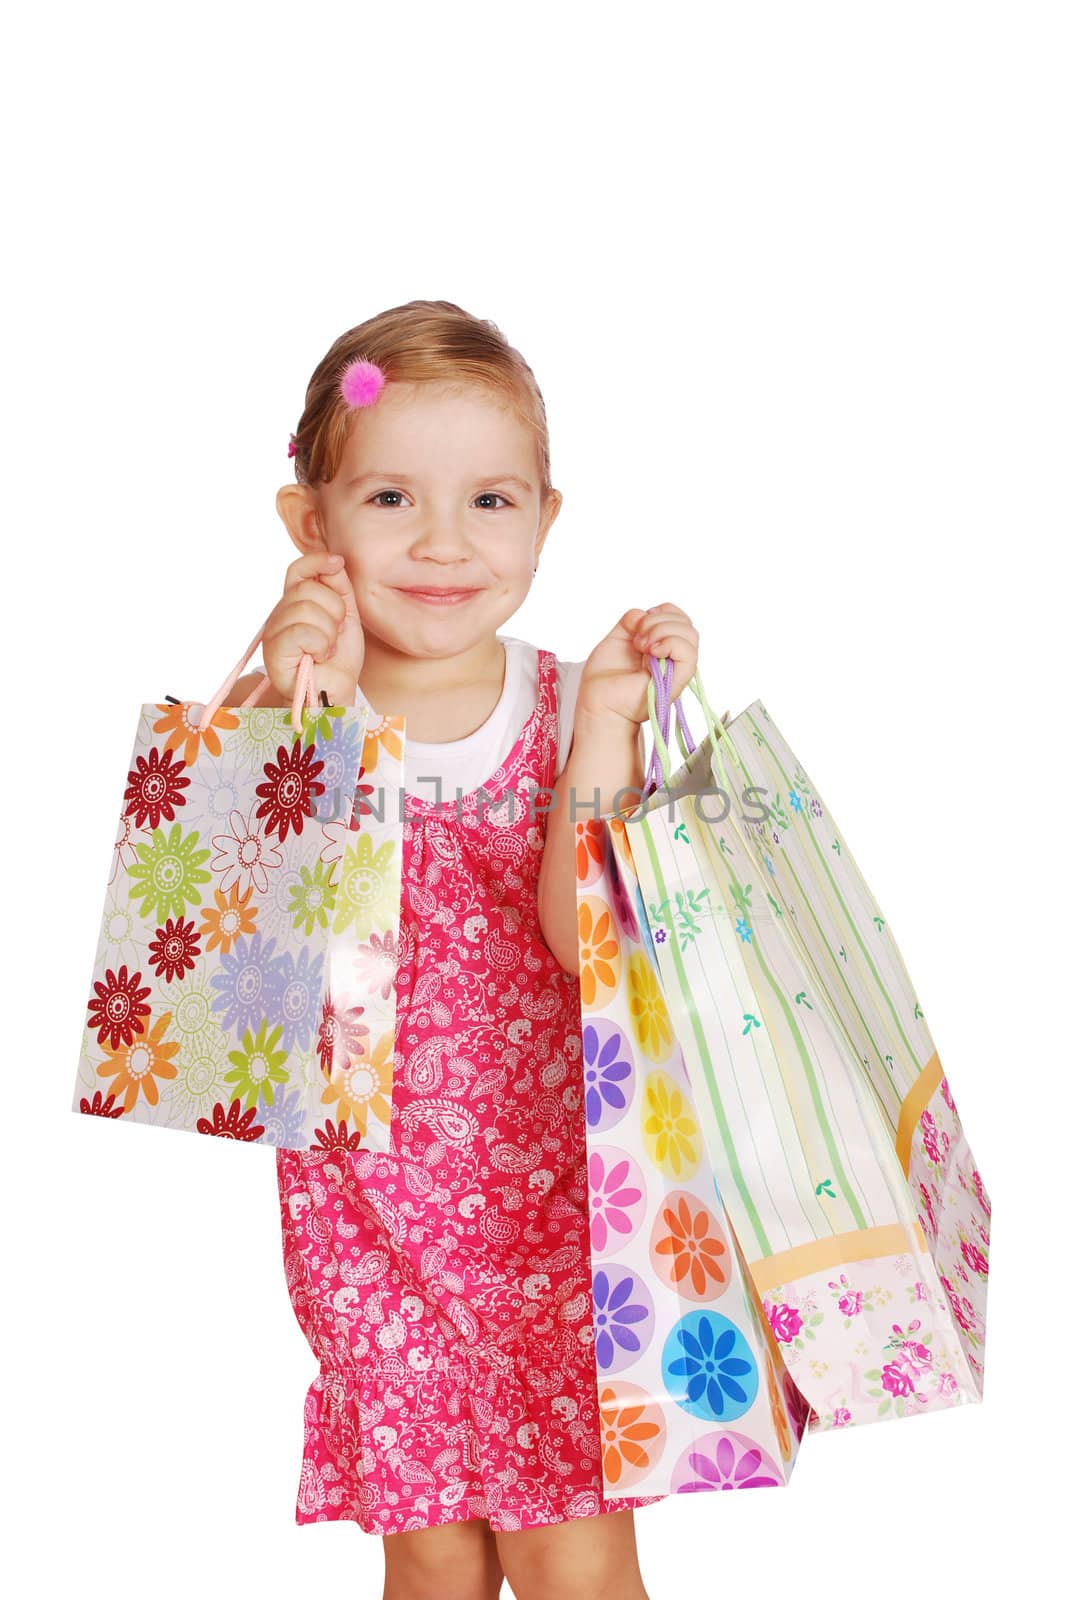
[650,1191,730,1300]
[661,1310,758,1421]
[307,1114,365,1151]
[321,1026,394,1137]
[96,1007,180,1112]
[270,942,325,1053]
[334,833,400,941]
[210,808,285,897]
[226,1018,290,1110]
[198,883,258,954]
[575,819,607,886]
[359,713,405,775]
[127,823,212,924]
[641,1069,701,1179]
[254,737,326,843]
[209,929,285,1037]
[669,1430,782,1491]
[316,992,371,1078]
[582,1020,636,1132]
[86,963,152,1050]
[154,698,239,767]
[598,1381,667,1490]
[350,930,398,1001]
[296,702,348,749]
[78,1089,126,1118]
[762,1298,804,1344]
[123,745,190,830]
[310,715,364,822]
[587,1147,646,1254]
[196,1097,265,1140]
[591,1266,656,1374]
[626,952,673,1062]
[286,858,338,935]
[148,916,202,982]
[577,896,621,1009]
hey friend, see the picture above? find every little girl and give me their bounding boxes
[227,300,699,1600]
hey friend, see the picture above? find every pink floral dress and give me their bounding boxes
[275,646,665,1535]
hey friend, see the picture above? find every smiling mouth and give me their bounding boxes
[395,586,483,605]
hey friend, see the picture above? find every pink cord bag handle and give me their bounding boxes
[194,618,320,736]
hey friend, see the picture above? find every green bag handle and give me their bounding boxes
[643,654,744,797]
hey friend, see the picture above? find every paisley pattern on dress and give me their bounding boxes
[276,648,666,1534]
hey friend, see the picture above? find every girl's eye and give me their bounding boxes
[367,490,513,510]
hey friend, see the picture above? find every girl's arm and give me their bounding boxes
[537,705,645,976]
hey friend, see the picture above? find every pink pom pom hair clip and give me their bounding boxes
[289,357,386,458]
[255,357,388,728]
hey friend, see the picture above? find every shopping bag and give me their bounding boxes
[622,658,991,1432]
[71,621,406,1152]
[577,809,813,1496]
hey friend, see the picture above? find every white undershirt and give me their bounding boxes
[246,635,585,795]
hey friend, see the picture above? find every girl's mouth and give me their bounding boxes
[395,587,483,607]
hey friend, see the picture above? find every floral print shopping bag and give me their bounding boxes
[72,622,405,1152]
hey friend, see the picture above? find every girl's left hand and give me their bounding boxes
[577,604,699,727]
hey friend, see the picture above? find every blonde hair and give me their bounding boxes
[289,299,556,503]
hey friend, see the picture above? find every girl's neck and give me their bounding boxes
[359,632,508,744]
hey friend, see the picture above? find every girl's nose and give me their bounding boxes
[407,519,474,559]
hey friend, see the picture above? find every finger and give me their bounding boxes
[310,560,360,620]
[633,617,698,651]
[638,633,696,665]
[263,617,337,662]
[286,577,348,628]
[283,549,346,592]
[639,603,693,626]
[274,595,345,639]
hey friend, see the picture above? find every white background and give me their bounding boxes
[7,2,1066,1595]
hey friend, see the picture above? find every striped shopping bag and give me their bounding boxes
[620,658,991,1433]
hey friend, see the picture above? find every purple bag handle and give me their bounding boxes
[642,654,697,797]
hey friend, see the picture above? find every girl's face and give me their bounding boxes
[301,381,560,659]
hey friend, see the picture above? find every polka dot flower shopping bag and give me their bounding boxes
[576,770,813,1497]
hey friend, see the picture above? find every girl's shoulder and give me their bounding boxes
[497,636,585,778]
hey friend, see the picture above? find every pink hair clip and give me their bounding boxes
[339,357,386,408]
[288,359,385,458]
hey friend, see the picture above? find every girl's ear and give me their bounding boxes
[535,488,563,557]
[276,483,326,556]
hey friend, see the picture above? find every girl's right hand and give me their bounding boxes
[261,550,365,707]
